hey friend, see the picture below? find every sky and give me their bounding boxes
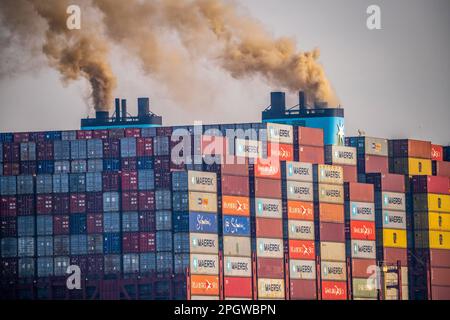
[0,0,449,145]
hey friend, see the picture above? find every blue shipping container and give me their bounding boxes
[70,214,87,234]
[189,212,218,234]
[36,215,53,236]
[137,157,153,170]
[222,215,251,236]
[37,161,54,174]
[103,233,121,254]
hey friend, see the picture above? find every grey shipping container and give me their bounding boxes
[156,190,172,210]
[37,257,54,277]
[37,236,53,257]
[87,234,103,254]
[103,192,120,212]
[138,170,155,190]
[140,252,156,273]
[54,161,70,174]
[103,212,121,233]
[70,235,88,255]
[156,231,172,252]
[1,176,17,195]
[174,253,190,274]
[71,160,87,173]
[36,215,53,236]
[156,211,172,231]
[88,159,103,172]
[70,140,87,160]
[18,216,35,237]
[1,238,17,257]
[173,232,190,254]
[54,256,70,276]
[53,173,69,193]
[172,171,189,191]
[53,140,71,160]
[121,138,137,158]
[122,212,139,232]
[17,175,34,195]
[156,252,173,273]
[86,172,102,192]
[141,127,157,138]
[36,175,52,194]
[61,131,77,141]
[19,257,35,278]
[104,254,121,274]
[87,139,103,159]
[154,136,170,156]
[69,173,86,193]
[172,192,189,212]
[20,142,36,161]
[18,237,35,257]
[123,253,140,273]
[54,235,70,255]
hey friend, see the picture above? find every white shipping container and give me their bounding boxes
[364,137,389,157]
[320,242,346,262]
[284,162,313,182]
[235,138,262,159]
[188,191,217,213]
[288,220,315,240]
[350,240,376,259]
[256,238,283,258]
[257,278,285,299]
[381,192,406,211]
[223,236,251,257]
[317,165,344,185]
[325,145,357,166]
[266,123,294,144]
[382,211,407,230]
[321,261,347,281]
[289,259,316,280]
[286,181,314,202]
[254,198,282,219]
[190,254,219,275]
[189,233,219,254]
[188,171,217,193]
[224,256,252,277]
[349,202,375,221]
[318,184,344,204]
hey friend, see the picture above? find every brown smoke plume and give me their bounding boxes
[0,0,116,111]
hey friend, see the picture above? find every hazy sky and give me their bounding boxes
[0,0,449,145]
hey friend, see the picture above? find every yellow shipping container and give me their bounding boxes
[383,229,407,248]
[427,194,450,213]
[414,212,450,231]
[428,230,450,249]
[408,158,432,176]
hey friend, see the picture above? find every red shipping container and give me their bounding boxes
[53,194,70,214]
[350,221,376,240]
[254,178,281,199]
[1,196,17,217]
[122,232,140,253]
[70,255,88,274]
[102,172,120,191]
[290,279,317,300]
[36,195,53,215]
[154,156,171,172]
[431,267,450,286]
[432,286,450,300]
[0,217,17,237]
[320,222,345,242]
[29,132,46,142]
[416,249,450,268]
[267,143,294,162]
[224,277,253,298]
[433,161,450,178]
[17,195,34,215]
[383,247,408,266]
[321,281,347,300]
[138,191,155,211]
[221,156,249,177]
[70,193,86,214]
[125,128,141,138]
[253,158,281,179]
[344,182,374,202]
[360,155,389,174]
[139,232,156,252]
[221,175,249,197]
[109,128,125,139]
[298,127,324,147]
[103,139,120,158]
[77,130,93,140]
[122,192,139,211]
[431,145,444,161]
[20,161,37,175]
[289,240,315,260]
[139,212,156,232]
[412,175,449,195]
[37,141,53,160]
[392,139,431,159]
[53,215,70,235]
[121,171,138,191]
[86,192,103,213]
[154,172,171,188]
[366,173,405,193]
[351,259,377,278]
[137,138,153,157]
[3,163,20,176]
[257,257,284,278]
[87,213,103,234]
[92,130,108,139]
[2,143,20,162]
[87,255,104,275]
[299,145,324,164]
[157,127,173,137]
[256,218,283,238]
[13,132,30,143]
[342,164,357,183]
[121,158,137,172]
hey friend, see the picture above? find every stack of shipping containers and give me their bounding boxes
[389,140,432,177]
[344,182,377,300]
[282,161,316,299]
[172,170,219,300]
[313,164,348,300]
[410,175,450,299]
[325,145,358,183]
[365,172,408,300]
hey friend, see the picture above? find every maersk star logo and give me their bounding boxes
[337,122,345,145]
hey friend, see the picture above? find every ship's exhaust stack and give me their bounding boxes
[115,98,120,121]
[299,91,307,109]
[121,99,127,120]
[270,92,286,114]
[96,111,109,120]
[138,98,150,117]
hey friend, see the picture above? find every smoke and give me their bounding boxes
[0,0,337,112]
[0,0,116,111]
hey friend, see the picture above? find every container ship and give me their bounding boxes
[0,91,449,300]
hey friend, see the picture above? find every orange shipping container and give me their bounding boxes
[221,196,250,216]
[191,275,220,296]
[254,158,281,179]
[287,201,314,221]
[289,240,315,260]
[431,144,444,161]
[350,221,376,241]
[319,203,344,223]
[267,143,294,162]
